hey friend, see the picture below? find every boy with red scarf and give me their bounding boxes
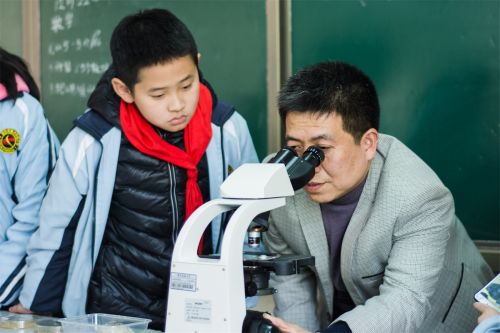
[10,9,258,329]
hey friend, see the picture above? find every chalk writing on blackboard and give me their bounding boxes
[53,0,102,12]
[45,0,109,97]
[47,30,103,55]
[48,61,108,74]
[49,82,95,98]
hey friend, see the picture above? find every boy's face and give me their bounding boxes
[118,55,200,132]
[285,111,378,203]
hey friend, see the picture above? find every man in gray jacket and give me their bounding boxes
[263,61,493,333]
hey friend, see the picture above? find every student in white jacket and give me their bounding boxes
[0,47,59,307]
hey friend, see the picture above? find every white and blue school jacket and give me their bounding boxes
[0,93,59,306]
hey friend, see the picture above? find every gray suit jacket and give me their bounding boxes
[264,134,493,333]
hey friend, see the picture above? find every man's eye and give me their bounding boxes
[151,94,164,99]
[182,84,192,90]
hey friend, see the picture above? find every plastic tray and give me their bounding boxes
[59,313,151,333]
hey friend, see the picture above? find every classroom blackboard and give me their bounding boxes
[40,0,267,159]
[291,0,499,240]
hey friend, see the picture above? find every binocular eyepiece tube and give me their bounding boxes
[268,145,324,190]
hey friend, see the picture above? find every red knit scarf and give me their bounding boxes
[120,83,212,252]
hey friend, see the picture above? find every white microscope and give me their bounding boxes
[165,146,324,333]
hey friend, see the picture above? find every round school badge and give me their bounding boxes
[0,128,21,153]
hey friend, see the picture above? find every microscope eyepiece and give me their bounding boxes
[268,145,324,190]
[302,145,324,167]
[267,146,297,165]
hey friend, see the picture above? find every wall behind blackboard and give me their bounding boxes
[40,0,267,159]
[0,0,22,56]
[292,0,499,240]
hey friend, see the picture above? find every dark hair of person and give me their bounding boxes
[278,61,380,143]
[110,8,198,89]
[0,47,41,101]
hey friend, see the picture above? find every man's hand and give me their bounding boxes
[473,302,500,324]
[9,303,33,314]
[263,313,312,333]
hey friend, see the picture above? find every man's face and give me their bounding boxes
[129,55,200,132]
[285,111,377,203]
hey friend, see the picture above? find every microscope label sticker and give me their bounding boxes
[185,299,211,323]
[170,272,197,292]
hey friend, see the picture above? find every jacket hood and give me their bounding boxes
[86,65,218,128]
[87,66,121,127]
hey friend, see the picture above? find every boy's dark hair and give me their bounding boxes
[110,8,198,89]
[0,47,41,101]
[278,61,380,143]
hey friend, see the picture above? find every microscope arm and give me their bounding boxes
[166,164,293,333]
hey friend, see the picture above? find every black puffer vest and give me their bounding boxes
[84,68,214,330]
[87,131,210,329]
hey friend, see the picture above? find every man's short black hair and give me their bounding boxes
[110,8,198,89]
[278,61,380,143]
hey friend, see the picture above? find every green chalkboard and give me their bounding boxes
[40,0,267,159]
[291,0,499,240]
